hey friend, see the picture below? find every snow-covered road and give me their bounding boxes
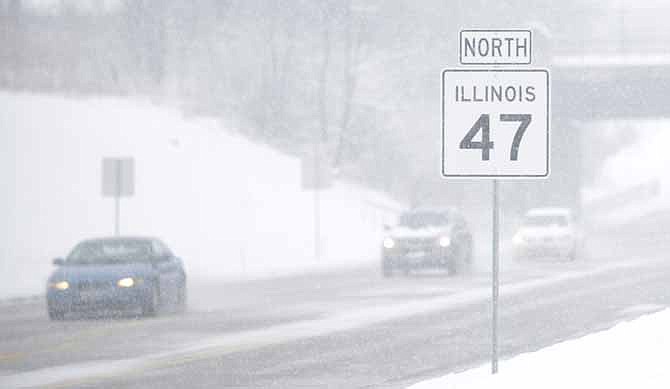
[2,238,669,388]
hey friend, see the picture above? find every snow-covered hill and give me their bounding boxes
[0,92,402,298]
[582,119,670,226]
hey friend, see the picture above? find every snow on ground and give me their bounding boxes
[582,118,670,226]
[0,92,402,299]
[409,307,670,389]
[3,259,663,389]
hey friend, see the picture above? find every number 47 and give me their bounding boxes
[459,114,531,161]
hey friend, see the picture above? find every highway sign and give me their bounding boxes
[460,29,532,65]
[102,157,134,197]
[441,69,549,178]
[447,29,549,376]
[102,157,134,236]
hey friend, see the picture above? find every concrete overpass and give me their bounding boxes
[501,53,670,216]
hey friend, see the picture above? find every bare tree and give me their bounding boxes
[332,0,369,168]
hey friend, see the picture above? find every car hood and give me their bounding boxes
[49,262,155,283]
[389,225,453,239]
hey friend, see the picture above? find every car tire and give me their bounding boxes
[175,281,187,313]
[48,308,65,321]
[463,239,474,273]
[447,243,467,276]
[446,254,461,276]
[463,237,473,262]
[382,259,393,278]
[142,284,160,317]
[447,260,460,276]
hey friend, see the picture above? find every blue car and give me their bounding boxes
[46,237,187,320]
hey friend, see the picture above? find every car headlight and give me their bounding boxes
[439,236,451,247]
[512,234,526,245]
[383,237,395,249]
[117,277,135,288]
[49,281,69,290]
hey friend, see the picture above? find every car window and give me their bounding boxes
[150,240,162,257]
[399,212,450,227]
[67,240,154,264]
[154,240,173,258]
[523,215,569,227]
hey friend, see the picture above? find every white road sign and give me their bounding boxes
[441,69,549,178]
[102,157,135,197]
[460,29,531,65]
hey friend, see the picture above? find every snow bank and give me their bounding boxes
[583,119,670,226]
[410,308,670,389]
[0,92,402,298]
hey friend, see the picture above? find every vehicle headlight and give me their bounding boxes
[49,281,69,290]
[439,236,451,247]
[117,277,135,288]
[512,233,526,245]
[383,237,395,249]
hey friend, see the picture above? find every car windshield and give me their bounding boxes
[399,212,449,228]
[523,215,569,227]
[67,240,154,265]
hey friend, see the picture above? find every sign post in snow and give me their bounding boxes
[102,157,134,236]
[442,29,550,375]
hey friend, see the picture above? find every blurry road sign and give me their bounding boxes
[102,158,134,197]
[441,69,549,178]
[102,157,134,236]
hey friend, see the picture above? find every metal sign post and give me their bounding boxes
[492,179,499,374]
[115,191,120,236]
[314,141,321,262]
[442,29,550,375]
[300,144,332,262]
[102,157,135,236]
[114,160,121,236]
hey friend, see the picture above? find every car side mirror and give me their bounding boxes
[52,257,65,266]
[383,224,391,232]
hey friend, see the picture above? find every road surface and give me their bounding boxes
[1,230,669,388]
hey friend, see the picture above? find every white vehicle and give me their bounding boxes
[512,207,581,261]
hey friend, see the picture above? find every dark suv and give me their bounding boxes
[381,208,473,276]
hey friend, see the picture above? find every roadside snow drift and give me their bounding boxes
[582,119,670,226]
[410,307,670,389]
[0,92,401,298]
